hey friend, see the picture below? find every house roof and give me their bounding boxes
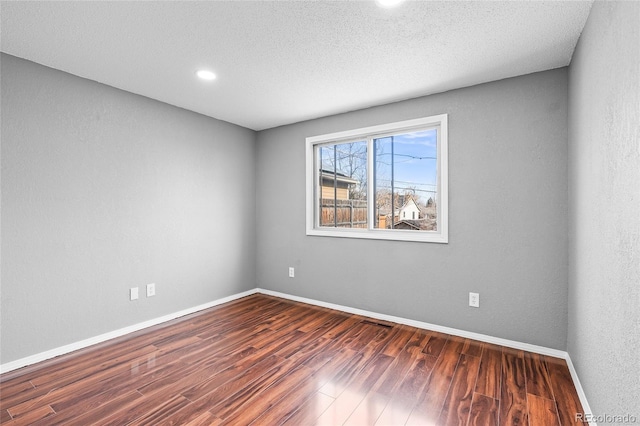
[320,170,358,185]
[393,220,422,230]
[399,197,420,212]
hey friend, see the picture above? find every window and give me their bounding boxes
[306,114,448,243]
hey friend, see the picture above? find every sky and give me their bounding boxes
[375,128,438,204]
[319,127,439,205]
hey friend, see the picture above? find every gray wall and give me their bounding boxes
[1,54,257,363]
[568,1,640,417]
[256,69,569,350]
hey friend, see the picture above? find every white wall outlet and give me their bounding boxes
[469,292,480,308]
[146,283,156,297]
[288,267,295,278]
[130,287,139,301]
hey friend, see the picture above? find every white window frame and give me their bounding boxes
[306,114,448,243]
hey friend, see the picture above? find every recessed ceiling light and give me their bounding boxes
[196,70,217,81]
[376,0,404,7]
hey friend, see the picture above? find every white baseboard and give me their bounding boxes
[565,354,595,425]
[0,289,258,374]
[0,285,593,424]
[257,288,594,424]
[257,288,567,358]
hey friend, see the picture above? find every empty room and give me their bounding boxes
[1,0,638,425]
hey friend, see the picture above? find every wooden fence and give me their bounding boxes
[320,199,367,228]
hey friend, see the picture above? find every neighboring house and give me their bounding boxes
[398,197,421,221]
[378,197,432,230]
[320,170,366,228]
[320,170,358,200]
[376,196,421,229]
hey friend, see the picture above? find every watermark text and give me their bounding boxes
[576,413,638,424]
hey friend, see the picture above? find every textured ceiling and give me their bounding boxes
[1,1,593,131]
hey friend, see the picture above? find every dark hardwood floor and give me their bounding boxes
[0,294,586,425]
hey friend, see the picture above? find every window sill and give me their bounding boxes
[306,227,448,243]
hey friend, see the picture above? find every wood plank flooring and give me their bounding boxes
[0,294,586,425]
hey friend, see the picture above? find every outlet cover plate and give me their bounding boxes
[147,283,156,297]
[469,292,479,308]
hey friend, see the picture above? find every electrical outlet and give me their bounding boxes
[288,267,295,278]
[130,287,139,301]
[469,292,479,308]
[146,283,156,297]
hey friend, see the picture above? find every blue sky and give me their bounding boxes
[375,128,438,203]
[319,127,438,205]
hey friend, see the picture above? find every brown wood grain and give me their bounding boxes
[525,351,554,399]
[422,332,448,357]
[476,342,502,399]
[375,352,437,425]
[314,353,394,425]
[280,391,335,426]
[382,326,416,357]
[500,351,529,426]
[528,393,560,426]
[546,357,588,426]
[0,294,586,425]
[344,343,425,425]
[469,393,499,426]
[1,408,13,424]
[183,411,222,426]
[438,353,482,426]
[405,337,464,425]
[4,404,55,425]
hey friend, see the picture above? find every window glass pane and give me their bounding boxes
[374,128,438,231]
[317,141,367,228]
